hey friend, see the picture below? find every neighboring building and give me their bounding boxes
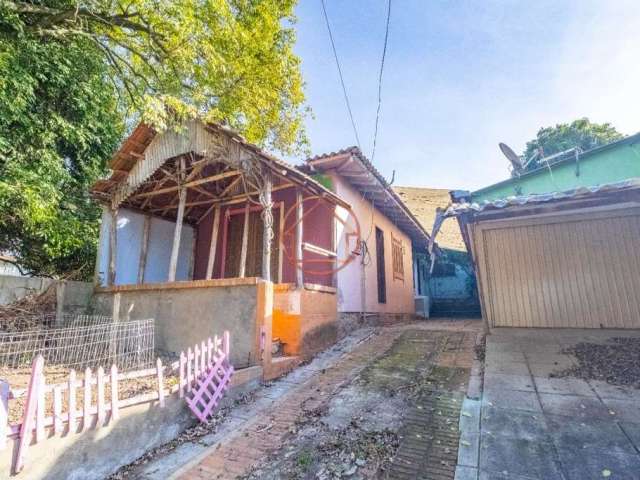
[442,180,640,331]
[394,187,479,317]
[0,255,24,277]
[435,132,640,330]
[471,132,640,203]
[305,148,431,324]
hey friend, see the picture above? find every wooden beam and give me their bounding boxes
[295,189,304,288]
[168,159,187,282]
[261,175,273,282]
[239,203,250,278]
[205,206,221,279]
[137,215,151,284]
[108,208,118,286]
[131,170,241,199]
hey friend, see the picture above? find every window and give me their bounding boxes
[391,233,404,281]
[375,227,386,304]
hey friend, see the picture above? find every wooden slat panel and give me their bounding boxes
[479,212,640,329]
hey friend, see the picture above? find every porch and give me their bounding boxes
[90,120,346,374]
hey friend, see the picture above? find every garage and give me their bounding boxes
[436,180,640,330]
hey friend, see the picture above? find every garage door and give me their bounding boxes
[475,210,640,328]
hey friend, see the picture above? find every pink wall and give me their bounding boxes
[329,173,415,314]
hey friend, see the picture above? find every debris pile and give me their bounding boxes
[0,283,57,332]
[553,337,640,388]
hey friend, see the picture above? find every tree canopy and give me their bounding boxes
[0,1,307,278]
[522,118,623,172]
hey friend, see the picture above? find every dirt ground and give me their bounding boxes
[167,320,480,480]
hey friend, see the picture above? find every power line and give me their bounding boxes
[320,0,362,150]
[371,0,392,163]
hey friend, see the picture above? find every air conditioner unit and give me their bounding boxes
[415,296,430,319]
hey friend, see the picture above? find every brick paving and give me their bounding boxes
[175,320,480,480]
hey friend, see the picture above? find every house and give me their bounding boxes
[394,187,479,317]
[304,147,431,326]
[433,133,640,330]
[89,121,430,379]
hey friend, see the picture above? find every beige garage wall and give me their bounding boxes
[471,207,640,329]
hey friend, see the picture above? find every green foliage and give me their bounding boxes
[0,1,307,278]
[3,0,308,154]
[0,35,124,278]
[523,118,623,171]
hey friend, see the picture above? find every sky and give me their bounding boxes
[292,0,640,191]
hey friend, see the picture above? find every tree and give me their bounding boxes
[0,1,307,278]
[2,0,307,153]
[0,36,124,278]
[522,118,623,171]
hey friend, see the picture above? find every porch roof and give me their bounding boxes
[91,120,348,223]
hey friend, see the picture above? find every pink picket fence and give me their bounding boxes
[0,331,232,474]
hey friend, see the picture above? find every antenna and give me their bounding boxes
[499,142,524,174]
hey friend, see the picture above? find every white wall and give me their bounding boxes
[97,208,194,286]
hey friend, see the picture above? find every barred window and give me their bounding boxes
[391,233,404,281]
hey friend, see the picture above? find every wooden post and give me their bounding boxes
[15,356,44,473]
[97,367,105,425]
[261,175,273,282]
[108,208,118,286]
[68,370,76,433]
[295,189,304,288]
[278,202,284,283]
[110,365,119,420]
[205,206,221,279]
[36,368,45,442]
[168,187,186,282]
[156,359,165,408]
[239,202,250,278]
[0,380,8,449]
[168,157,186,283]
[137,215,151,284]
[83,368,91,431]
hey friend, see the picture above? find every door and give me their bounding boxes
[375,227,386,304]
[477,210,640,328]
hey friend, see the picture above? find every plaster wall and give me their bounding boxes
[97,208,194,286]
[92,281,259,368]
[329,174,415,314]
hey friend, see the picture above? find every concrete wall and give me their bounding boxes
[472,140,640,203]
[0,367,263,479]
[92,279,260,368]
[330,173,415,314]
[97,208,195,286]
[430,265,471,300]
[0,275,53,305]
[272,284,338,359]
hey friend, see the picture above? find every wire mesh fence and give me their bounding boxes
[0,315,154,371]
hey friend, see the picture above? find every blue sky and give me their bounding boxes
[292,0,640,191]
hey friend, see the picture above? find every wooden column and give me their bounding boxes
[168,187,186,282]
[205,206,221,279]
[261,175,273,282]
[137,215,151,284]
[238,202,250,278]
[108,207,118,286]
[295,189,304,288]
[168,158,187,282]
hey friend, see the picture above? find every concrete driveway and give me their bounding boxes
[456,329,640,480]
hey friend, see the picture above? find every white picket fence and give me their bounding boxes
[0,331,230,474]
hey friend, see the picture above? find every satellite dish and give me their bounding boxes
[499,142,524,174]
